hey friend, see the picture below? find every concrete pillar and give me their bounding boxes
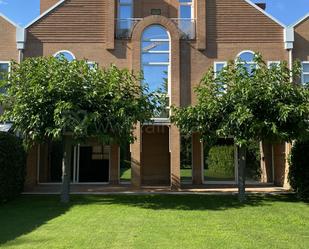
[192,133,203,185]
[131,123,142,188]
[170,125,181,190]
[109,144,120,185]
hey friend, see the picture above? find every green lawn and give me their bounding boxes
[181,169,235,181]
[0,195,308,249]
[120,167,131,181]
[121,168,235,182]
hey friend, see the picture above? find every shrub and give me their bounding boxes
[0,132,26,203]
[246,141,261,181]
[289,140,309,200]
[207,145,234,176]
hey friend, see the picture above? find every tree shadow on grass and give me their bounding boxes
[71,193,308,211]
[0,194,307,246]
[0,195,70,245]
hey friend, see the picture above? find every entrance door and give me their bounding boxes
[78,145,109,183]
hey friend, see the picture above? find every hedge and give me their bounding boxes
[207,145,235,176]
[0,132,26,202]
[289,140,309,200]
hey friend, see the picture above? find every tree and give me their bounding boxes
[172,54,309,202]
[0,56,159,203]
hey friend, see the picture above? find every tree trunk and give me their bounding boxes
[238,145,247,202]
[61,135,72,203]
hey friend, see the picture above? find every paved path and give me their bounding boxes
[23,184,291,195]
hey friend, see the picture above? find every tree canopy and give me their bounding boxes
[172,54,309,146]
[0,56,159,146]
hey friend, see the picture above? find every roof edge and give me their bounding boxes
[290,13,309,28]
[24,0,66,28]
[0,12,21,28]
[244,0,286,28]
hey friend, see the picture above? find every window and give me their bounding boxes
[268,61,281,69]
[0,62,10,94]
[117,0,133,37]
[179,0,193,19]
[178,0,194,39]
[214,62,227,93]
[54,50,75,62]
[214,62,227,78]
[237,51,256,74]
[302,62,309,84]
[141,25,170,119]
[87,61,97,70]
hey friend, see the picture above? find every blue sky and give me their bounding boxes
[0,0,309,27]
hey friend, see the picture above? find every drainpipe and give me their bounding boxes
[283,27,295,187]
[284,27,294,82]
[16,27,26,63]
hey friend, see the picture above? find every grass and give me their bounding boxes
[0,194,308,249]
[181,169,235,181]
[120,167,131,181]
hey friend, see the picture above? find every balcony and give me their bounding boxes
[115,18,196,40]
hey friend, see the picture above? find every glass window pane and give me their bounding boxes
[119,0,132,4]
[142,25,169,41]
[215,63,226,73]
[119,5,132,19]
[303,74,309,84]
[243,63,256,75]
[0,63,9,82]
[239,51,255,62]
[180,5,191,18]
[302,63,309,73]
[55,51,75,62]
[142,53,169,64]
[142,65,168,92]
[142,41,169,52]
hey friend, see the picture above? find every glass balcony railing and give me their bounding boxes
[115,18,142,39]
[115,18,196,40]
[170,18,196,40]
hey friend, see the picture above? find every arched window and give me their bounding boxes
[54,50,75,62]
[237,50,256,73]
[141,25,170,119]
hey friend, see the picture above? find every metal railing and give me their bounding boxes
[115,18,196,39]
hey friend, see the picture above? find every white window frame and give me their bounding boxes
[236,50,258,74]
[141,25,171,122]
[0,61,11,73]
[236,50,255,63]
[214,61,227,78]
[0,61,11,94]
[53,50,76,61]
[302,61,309,84]
[87,61,97,70]
[267,61,281,68]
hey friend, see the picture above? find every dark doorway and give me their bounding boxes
[79,146,109,183]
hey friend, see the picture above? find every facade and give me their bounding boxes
[0,0,307,190]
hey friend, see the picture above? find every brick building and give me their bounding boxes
[0,0,307,191]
